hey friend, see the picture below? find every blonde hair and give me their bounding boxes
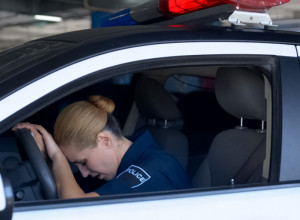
[54,95,116,150]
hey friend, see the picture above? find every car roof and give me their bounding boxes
[0,25,300,100]
[42,25,300,44]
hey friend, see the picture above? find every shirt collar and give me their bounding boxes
[117,130,155,175]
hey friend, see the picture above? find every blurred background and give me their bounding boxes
[0,0,299,52]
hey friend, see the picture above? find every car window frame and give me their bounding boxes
[278,55,300,182]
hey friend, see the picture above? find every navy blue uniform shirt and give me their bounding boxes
[96,130,190,195]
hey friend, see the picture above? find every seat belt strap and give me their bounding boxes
[233,138,266,185]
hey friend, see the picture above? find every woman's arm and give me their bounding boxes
[51,148,99,199]
[13,123,99,199]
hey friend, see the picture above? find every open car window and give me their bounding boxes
[0,52,279,206]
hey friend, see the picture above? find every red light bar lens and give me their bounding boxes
[160,0,226,16]
[227,0,290,10]
[159,0,290,16]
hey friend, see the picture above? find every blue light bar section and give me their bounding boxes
[91,11,111,28]
[92,9,137,28]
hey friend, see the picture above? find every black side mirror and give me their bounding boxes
[0,170,13,220]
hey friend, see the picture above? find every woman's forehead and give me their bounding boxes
[61,145,90,161]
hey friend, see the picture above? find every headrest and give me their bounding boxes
[215,67,266,121]
[135,78,182,121]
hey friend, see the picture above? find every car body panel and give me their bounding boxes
[12,184,300,220]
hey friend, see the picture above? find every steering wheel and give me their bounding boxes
[14,128,57,199]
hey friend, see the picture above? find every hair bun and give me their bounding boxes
[88,95,115,113]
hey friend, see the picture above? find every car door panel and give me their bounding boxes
[13,184,300,220]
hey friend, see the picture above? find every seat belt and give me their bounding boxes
[232,138,266,185]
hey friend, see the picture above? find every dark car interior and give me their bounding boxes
[0,64,272,202]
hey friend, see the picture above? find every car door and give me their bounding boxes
[1,39,300,220]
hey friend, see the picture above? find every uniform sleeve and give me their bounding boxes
[96,153,190,196]
[96,165,152,196]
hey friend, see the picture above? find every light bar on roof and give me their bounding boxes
[159,0,290,16]
[159,0,226,16]
[227,0,290,10]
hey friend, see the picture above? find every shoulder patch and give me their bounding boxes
[117,165,151,188]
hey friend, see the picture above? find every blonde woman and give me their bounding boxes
[13,95,190,199]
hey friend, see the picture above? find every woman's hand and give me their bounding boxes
[13,122,100,199]
[12,123,61,161]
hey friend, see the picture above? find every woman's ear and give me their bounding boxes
[96,131,112,148]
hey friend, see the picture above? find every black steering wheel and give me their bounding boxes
[14,128,57,199]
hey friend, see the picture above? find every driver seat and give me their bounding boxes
[134,78,189,170]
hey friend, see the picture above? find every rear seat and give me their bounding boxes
[192,67,267,187]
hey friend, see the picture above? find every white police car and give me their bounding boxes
[1,0,300,219]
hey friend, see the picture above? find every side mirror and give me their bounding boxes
[0,170,13,220]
